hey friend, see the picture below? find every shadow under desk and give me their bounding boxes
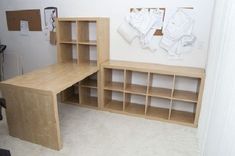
[0,61,98,150]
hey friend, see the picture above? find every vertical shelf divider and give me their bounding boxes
[168,75,176,120]
[194,77,205,125]
[123,69,127,111]
[145,72,151,115]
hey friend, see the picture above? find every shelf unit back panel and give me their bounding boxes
[101,60,205,127]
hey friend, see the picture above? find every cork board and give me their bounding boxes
[6,9,42,31]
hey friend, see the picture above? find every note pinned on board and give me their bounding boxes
[20,20,29,36]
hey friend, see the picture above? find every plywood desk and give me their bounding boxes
[0,61,98,150]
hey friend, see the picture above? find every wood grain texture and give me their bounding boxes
[102,60,205,78]
[0,84,61,150]
[1,61,98,94]
[101,60,205,127]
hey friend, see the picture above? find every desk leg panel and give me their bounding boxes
[1,85,62,150]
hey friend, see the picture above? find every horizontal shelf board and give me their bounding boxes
[125,84,147,95]
[105,100,123,111]
[125,103,145,115]
[62,94,79,104]
[78,40,97,45]
[78,60,97,66]
[173,90,198,103]
[104,82,124,91]
[59,40,77,44]
[58,18,77,22]
[146,106,169,120]
[170,110,195,124]
[80,97,98,107]
[148,87,172,99]
[80,79,97,88]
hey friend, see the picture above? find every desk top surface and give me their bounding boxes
[1,61,98,94]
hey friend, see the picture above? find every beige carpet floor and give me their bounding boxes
[0,103,200,156]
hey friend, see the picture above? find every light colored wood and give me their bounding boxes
[146,106,169,120]
[59,40,77,44]
[170,110,195,124]
[125,102,145,115]
[2,61,98,94]
[97,18,110,66]
[173,90,198,103]
[148,87,172,99]
[145,72,151,114]
[102,60,205,78]
[78,40,97,45]
[194,77,205,126]
[0,61,98,150]
[104,100,123,111]
[104,82,124,91]
[168,75,176,119]
[80,79,97,89]
[0,17,109,150]
[79,87,98,108]
[80,96,98,108]
[125,84,147,95]
[0,84,62,150]
[101,60,205,127]
[57,18,110,66]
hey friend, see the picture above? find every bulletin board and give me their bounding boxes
[130,8,166,36]
[6,9,42,31]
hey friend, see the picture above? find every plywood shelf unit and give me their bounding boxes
[101,60,205,127]
[57,17,109,109]
[56,18,109,67]
[62,72,99,108]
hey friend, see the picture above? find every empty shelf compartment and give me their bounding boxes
[124,93,146,115]
[80,87,98,107]
[104,90,123,111]
[170,110,195,124]
[173,90,198,102]
[146,97,171,119]
[61,85,79,104]
[125,70,148,95]
[80,73,97,88]
[148,87,172,99]
[104,68,124,91]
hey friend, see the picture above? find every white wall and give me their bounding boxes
[0,0,215,75]
[198,0,235,155]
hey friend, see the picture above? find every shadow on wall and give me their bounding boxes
[3,52,22,80]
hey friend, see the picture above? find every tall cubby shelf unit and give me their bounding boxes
[56,17,110,108]
[101,61,205,127]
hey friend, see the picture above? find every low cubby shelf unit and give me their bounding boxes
[101,60,205,127]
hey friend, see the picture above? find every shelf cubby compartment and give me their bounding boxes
[104,90,124,111]
[146,97,171,120]
[80,72,97,89]
[79,87,98,108]
[61,84,79,104]
[77,21,97,45]
[124,93,146,115]
[173,76,201,103]
[148,73,174,99]
[125,70,148,95]
[104,68,124,91]
[78,44,97,66]
[169,100,196,124]
[57,20,78,43]
[57,43,78,63]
